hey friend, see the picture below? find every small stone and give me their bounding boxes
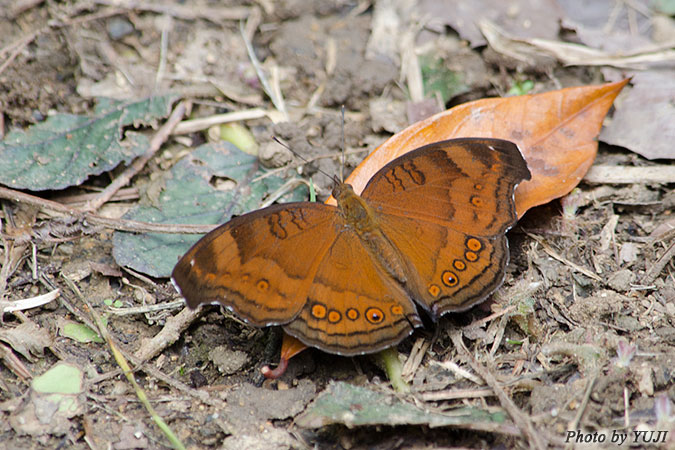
[208,346,248,375]
[107,17,135,40]
[607,269,636,291]
[636,364,654,396]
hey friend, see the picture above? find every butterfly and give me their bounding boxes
[172,138,530,356]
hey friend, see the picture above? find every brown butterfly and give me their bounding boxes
[172,138,531,356]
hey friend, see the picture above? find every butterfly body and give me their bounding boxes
[172,138,531,356]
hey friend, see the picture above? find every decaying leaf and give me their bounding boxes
[0,322,52,362]
[9,363,84,437]
[0,95,177,191]
[296,381,507,429]
[600,71,675,160]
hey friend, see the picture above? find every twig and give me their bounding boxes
[451,331,547,450]
[0,186,215,234]
[107,300,184,316]
[155,16,171,89]
[92,0,250,22]
[172,108,274,135]
[566,374,597,437]
[133,306,202,362]
[0,289,60,313]
[0,30,40,77]
[82,101,188,212]
[7,0,45,18]
[526,233,602,281]
[584,165,675,184]
[641,241,675,285]
[0,8,123,76]
[420,387,495,401]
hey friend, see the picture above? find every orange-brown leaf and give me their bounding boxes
[328,79,629,217]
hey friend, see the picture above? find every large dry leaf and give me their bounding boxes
[601,72,675,160]
[329,79,629,217]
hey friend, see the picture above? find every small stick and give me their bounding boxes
[526,233,602,281]
[641,240,675,285]
[0,186,215,234]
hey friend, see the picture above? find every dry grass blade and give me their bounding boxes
[0,186,216,234]
[239,21,288,121]
[84,297,186,449]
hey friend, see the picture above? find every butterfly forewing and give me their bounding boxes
[360,138,531,317]
[172,202,341,326]
[361,138,531,235]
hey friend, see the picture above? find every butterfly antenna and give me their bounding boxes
[272,137,334,181]
[340,105,345,183]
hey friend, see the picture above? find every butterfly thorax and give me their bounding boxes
[333,181,407,283]
[333,182,376,233]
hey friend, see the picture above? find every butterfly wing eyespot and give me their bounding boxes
[282,228,422,356]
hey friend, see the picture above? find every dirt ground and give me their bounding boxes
[1,1,674,449]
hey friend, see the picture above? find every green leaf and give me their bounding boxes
[420,54,469,104]
[60,321,104,344]
[0,95,178,191]
[112,141,307,277]
[296,381,506,428]
[507,80,534,96]
[652,0,675,15]
[33,363,83,395]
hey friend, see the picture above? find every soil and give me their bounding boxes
[1,1,673,449]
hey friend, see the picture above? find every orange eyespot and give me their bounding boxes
[256,279,269,291]
[470,196,483,207]
[328,310,342,323]
[428,284,440,297]
[474,183,484,190]
[346,308,360,321]
[466,237,482,252]
[465,251,478,262]
[311,303,327,319]
[365,307,384,324]
[390,305,404,315]
[453,260,466,271]
[442,271,459,287]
